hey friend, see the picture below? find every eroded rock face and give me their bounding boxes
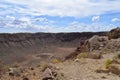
[105,38,120,52]
[0,32,106,49]
[81,28,120,52]
[108,27,120,40]
[75,35,108,53]
[84,34,120,52]
[65,28,120,60]
[65,35,107,60]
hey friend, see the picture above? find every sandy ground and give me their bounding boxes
[54,52,120,80]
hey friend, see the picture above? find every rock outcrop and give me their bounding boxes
[108,27,120,40]
[65,28,120,60]
[88,35,108,52]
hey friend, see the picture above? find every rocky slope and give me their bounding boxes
[0,32,106,64]
[65,27,120,60]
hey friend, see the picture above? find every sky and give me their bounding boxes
[0,0,120,33]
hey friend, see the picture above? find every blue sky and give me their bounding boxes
[0,0,120,33]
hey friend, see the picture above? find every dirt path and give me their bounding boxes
[55,52,120,80]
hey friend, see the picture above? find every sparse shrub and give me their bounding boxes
[51,59,61,64]
[40,63,48,72]
[0,62,4,75]
[8,68,21,77]
[113,53,120,59]
[12,62,19,68]
[3,65,10,72]
[0,61,10,73]
[55,72,65,80]
[76,52,88,59]
[105,59,112,69]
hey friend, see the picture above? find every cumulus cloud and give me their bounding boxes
[35,18,48,22]
[44,21,117,32]
[111,18,120,22]
[2,0,120,17]
[0,0,120,33]
[0,19,6,27]
[0,15,55,31]
[6,16,15,21]
[63,21,117,32]
[0,18,118,32]
[92,16,100,22]
[35,17,54,25]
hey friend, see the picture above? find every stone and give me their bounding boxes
[88,52,102,59]
[23,77,29,80]
[42,68,54,80]
[88,35,108,51]
[8,68,21,77]
[108,64,120,76]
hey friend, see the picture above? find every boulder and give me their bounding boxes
[88,35,108,51]
[88,52,102,59]
[42,68,55,80]
[23,77,29,80]
[105,38,120,52]
[8,68,21,77]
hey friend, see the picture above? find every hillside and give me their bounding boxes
[0,32,106,64]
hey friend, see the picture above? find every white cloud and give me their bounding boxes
[0,17,118,32]
[35,18,48,22]
[1,16,31,29]
[31,25,51,31]
[0,16,55,30]
[111,18,120,22]
[19,17,30,22]
[3,0,120,17]
[57,21,117,32]
[32,21,116,32]
[6,16,15,21]
[0,19,6,27]
[0,0,120,33]
[92,16,100,22]
[19,17,32,26]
